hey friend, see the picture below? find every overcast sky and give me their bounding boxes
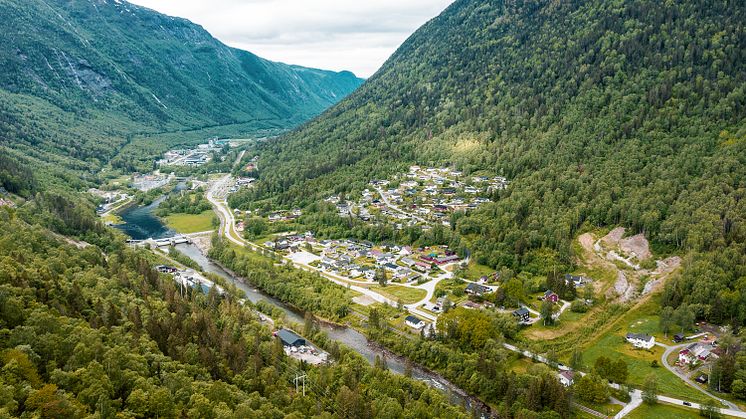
[127,0,455,78]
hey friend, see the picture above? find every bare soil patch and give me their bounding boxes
[620,233,652,260]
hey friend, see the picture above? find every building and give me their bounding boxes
[564,274,589,287]
[405,315,425,330]
[678,343,713,365]
[625,333,655,349]
[558,370,575,387]
[465,283,492,296]
[276,329,306,348]
[543,290,559,303]
[513,307,530,323]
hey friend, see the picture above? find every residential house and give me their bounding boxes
[678,343,714,365]
[405,315,425,330]
[465,283,492,296]
[543,290,559,303]
[558,371,575,387]
[513,307,530,323]
[625,333,655,349]
[564,274,590,287]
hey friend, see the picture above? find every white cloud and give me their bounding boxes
[127,0,455,77]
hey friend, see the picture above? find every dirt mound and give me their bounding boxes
[601,227,625,247]
[620,233,651,260]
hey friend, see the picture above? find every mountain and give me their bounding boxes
[250,0,744,262]
[0,0,363,180]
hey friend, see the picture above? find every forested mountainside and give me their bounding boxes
[244,0,746,323]
[0,0,362,183]
[0,211,472,418]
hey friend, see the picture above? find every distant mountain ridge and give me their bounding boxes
[0,0,363,178]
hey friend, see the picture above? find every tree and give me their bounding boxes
[674,303,695,334]
[700,400,721,419]
[731,379,746,400]
[376,268,388,286]
[570,349,583,370]
[611,359,628,384]
[642,374,658,404]
[540,300,554,326]
[659,306,675,337]
[574,374,609,404]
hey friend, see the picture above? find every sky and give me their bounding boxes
[127,0,456,78]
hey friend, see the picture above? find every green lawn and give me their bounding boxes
[369,285,427,304]
[164,210,216,234]
[581,303,713,404]
[626,402,701,419]
[461,261,495,281]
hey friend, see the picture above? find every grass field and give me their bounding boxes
[581,300,713,404]
[164,210,216,234]
[369,285,427,304]
[626,402,701,419]
[461,261,495,281]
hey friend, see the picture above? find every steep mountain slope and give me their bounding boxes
[0,0,362,180]
[251,0,745,273]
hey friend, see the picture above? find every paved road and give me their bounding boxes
[659,342,741,411]
[612,390,641,419]
[206,176,437,323]
[374,186,429,224]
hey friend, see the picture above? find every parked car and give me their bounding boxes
[683,402,692,406]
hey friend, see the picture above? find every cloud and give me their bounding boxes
[127,0,455,77]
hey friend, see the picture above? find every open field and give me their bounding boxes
[164,210,216,234]
[369,285,426,304]
[581,300,712,403]
[626,402,701,419]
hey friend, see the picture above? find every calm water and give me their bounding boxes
[118,198,488,416]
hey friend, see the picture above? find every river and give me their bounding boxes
[116,197,489,416]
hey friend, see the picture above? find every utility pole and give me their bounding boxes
[294,373,307,396]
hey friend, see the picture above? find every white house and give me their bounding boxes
[625,333,655,349]
[405,315,425,330]
[558,370,575,387]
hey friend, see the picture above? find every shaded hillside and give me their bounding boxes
[249,0,744,271]
[0,0,362,180]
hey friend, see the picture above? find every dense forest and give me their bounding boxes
[0,209,475,418]
[238,0,745,323]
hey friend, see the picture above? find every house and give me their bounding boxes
[401,257,417,267]
[678,343,713,365]
[413,261,432,272]
[625,333,655,349]
[462,301,481,310]
[513,307,530,323]
[276,329,306,348]
[558,370,575,387]
[465,283,492,296]
[543,290,559,303]
[564,274,589,287]
[405,315,425,330]
[156,265,177,274]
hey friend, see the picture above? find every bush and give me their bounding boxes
[571,299,589,313]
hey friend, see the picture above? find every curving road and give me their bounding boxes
[206,176,437,322]
[501,342,746,418]
[659,342,740,411]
